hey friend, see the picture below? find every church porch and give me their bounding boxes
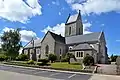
[69,50,97,64]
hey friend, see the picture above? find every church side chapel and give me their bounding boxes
[23,11,108,64]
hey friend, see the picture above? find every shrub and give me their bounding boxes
[16,54,28,61]
[37,62,50,66]
[4,56,9,61]
[83,55,94,66]
[61,58,68,62]
[27,60,34,65]
[0,55,8,61]
[48,53,57,63]
[0,55,5,61]
[66,53,76,64]
[37,62,42,66]
[38,59,49,65]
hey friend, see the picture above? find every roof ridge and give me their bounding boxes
[65,32,102,44]
[83,32,101,35]
[49,31,64,38]
[48,31,65,43]
[23,39,33,48]
[66,13,79,24]
[70,43,93,51]
[66,32,101,38]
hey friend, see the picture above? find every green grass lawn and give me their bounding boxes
[51,62,83,70]
[3,61,83,70]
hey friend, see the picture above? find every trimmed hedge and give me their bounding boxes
[27,60,34,65]
[16,54,28,61]
[37,62,50,66]
[38,59,49,65]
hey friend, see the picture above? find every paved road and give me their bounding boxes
[0,65,120,80]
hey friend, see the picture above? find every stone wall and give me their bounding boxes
[41,32,55,59]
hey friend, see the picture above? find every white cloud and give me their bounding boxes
[48,4,50,6]
[59,12,61,15]
[41,23,65,37]
[116,40,120,42]
[65,0,85,4]
[0,39,2,48]
[0,27,39,43]
[52,1,56,4]
[21,26,26,29]
[2,27,14,32]
[101,24,105,26]
[66,0,120,15]
[41,22,92,36]
[61,7,65,10]
[83,22,92,34]
[0,0,42,23]
[20,30,38,42]
[52,0,59,6]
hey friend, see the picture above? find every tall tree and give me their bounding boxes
[110,54,118,62]
[1,28,22,58]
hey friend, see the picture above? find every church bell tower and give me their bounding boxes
[65,10,83,37]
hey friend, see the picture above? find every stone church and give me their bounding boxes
[23,11,108,64]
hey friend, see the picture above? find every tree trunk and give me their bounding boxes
[68,58,70,64]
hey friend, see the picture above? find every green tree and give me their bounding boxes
[83,55,94,66]
[48,53,57,63]
[110,54,118,62]
[66,53,76,64]
[1,28,22,59]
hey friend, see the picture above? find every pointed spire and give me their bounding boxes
[69,13,71,17]
[78,10,81,14]
[78,10,81,17]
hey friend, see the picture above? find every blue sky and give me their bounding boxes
[0,0,120,56]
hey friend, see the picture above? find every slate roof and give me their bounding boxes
[24,39,41,49]
[70,43,93,51]
[49,31,65,43]
[65,32,101,45]
[66,14,78,24]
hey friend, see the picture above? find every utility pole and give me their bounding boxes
[31,37,34,60]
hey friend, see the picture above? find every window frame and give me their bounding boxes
[75,51,84,59]
[79,28,80,34]
[36,48,40,54]
[24,49,28,54]
[45,45,49,54]
[60,48,62,55]
[69,27,71,35]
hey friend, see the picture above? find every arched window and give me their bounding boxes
[79,28,80,34]
[59,48,62,60]
[69,27,71,35]
[45,45,49,54]
[60,48,62,55]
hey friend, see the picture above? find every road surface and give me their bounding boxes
[0,64,120,80]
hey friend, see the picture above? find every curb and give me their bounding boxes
[1,63,120,77]
[0,63,93,75]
